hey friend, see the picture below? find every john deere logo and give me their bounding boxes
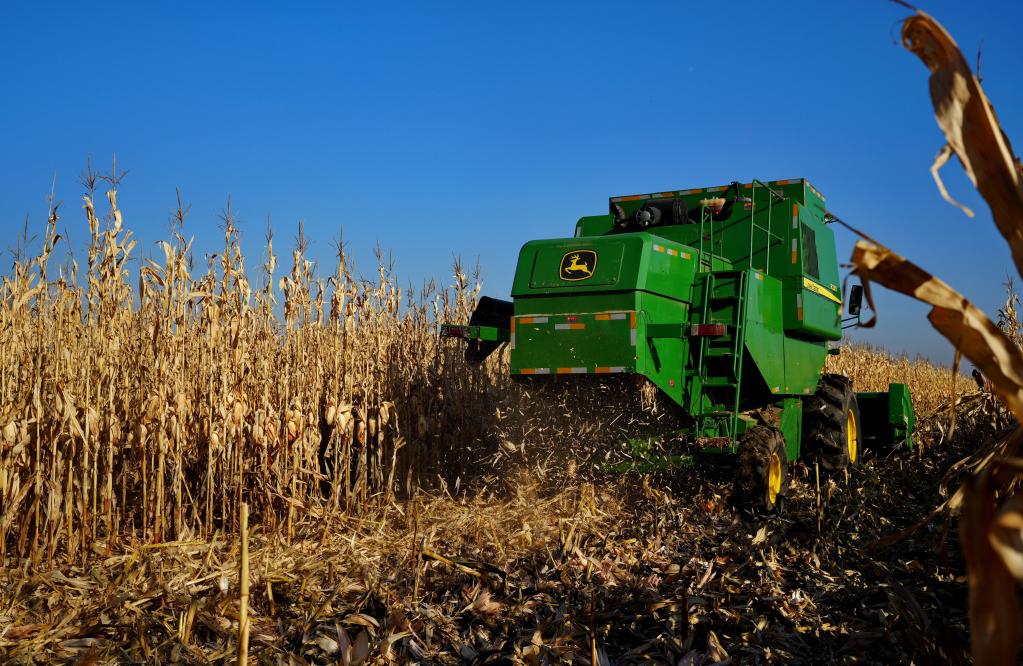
[560,250,597,281]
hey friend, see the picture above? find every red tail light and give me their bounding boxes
[690,324,727,337]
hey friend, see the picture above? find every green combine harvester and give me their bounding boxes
[443,178,915,510]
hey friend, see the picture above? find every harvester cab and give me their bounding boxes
[442,178,914,511]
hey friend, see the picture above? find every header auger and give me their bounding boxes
[443,178,915,511]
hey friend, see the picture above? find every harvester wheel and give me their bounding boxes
[803,373,862,471]
[735,425,788,513]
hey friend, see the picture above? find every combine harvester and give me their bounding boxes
[443,179,914,510]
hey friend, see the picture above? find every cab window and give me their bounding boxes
[801,223,820,279]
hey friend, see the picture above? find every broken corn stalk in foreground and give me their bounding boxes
[851,9,1023,664]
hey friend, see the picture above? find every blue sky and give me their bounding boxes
[2,1,1021,365]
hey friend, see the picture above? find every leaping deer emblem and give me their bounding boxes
[565,253,593,277]
[561,251,596,280]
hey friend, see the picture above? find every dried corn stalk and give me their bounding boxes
[850,9,1023,663]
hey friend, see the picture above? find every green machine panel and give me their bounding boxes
[743,271,786,394]
[782,204,842,341]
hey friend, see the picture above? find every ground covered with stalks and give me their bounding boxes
[0,180,1007,663]
[0,415,990,664]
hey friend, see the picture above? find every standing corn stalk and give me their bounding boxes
[0,158,508,567]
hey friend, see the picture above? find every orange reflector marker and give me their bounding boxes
[556,367,587,374]
[595,366,627,374]
[555,323,585,330]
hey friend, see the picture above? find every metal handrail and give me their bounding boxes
[748,179,786,274]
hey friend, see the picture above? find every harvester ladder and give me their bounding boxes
[693,269,750,447]
[690,179,782,446]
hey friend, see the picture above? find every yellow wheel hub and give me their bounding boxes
[847,408,858,463]
[767,452,782,505]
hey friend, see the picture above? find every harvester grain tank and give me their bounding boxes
[442,178,915,510]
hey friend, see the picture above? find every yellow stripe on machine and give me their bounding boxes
[802,277,842,304]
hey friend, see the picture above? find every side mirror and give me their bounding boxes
[848,284,863,316]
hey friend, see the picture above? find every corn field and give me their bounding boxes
[0,171,513,566]
[0,166,990,571]
[825,343,974,416]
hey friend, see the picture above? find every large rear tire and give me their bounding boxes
[734,425,788,513]
[803,373,862,471]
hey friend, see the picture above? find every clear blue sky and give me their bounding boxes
[2,1,1021,365]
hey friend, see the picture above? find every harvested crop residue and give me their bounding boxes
[1,427,978,664]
